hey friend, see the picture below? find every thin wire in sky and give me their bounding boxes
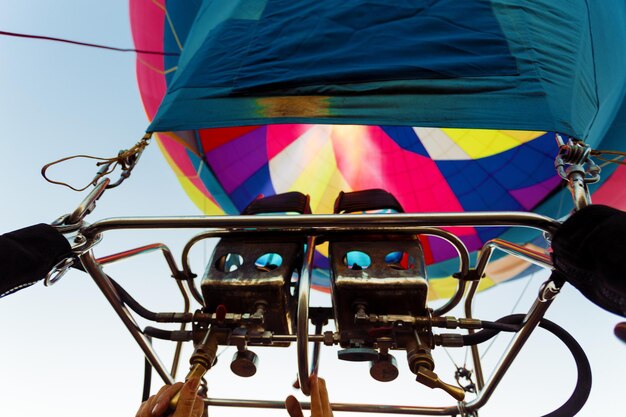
[0,30,179,56]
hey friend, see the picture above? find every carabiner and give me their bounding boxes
[45,257,75,287]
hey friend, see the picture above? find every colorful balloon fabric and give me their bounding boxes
[129,1,625,299]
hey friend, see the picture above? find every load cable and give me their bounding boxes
[0,30,179,55]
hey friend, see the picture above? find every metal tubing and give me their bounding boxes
[464,283,561,412]
[107,227,469,316]
[472,238,552,289]
[80,251,175,384]
[67,178,110,225]
[96,241,205,305]
[202,397,460,415]
[179,227,471,318]
[180,228,233,302]
[464,236,554,391]
[474,244,495,280]
[171,279,191,379]
[418,228,470,316]
[463,280,485,390]
[462,240,500,392]
[297,236,316,396]
[179,228,250,306]
[78,211,563,411]
[310,322,324,376]
[95,243,192,378]
[181,229,230,271]
[185,278,204,306]
[270,335,324,343]
[96,243,181,274]
[433,280,466,317]
[482,239,553,270]
[568,171,591,211]
[84,211,560,237]
[417,229,470,277]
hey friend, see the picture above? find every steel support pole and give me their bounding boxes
[80,251,175,384]
[203,398,461,415]
[296,235,316,396]
[464,280,561,412]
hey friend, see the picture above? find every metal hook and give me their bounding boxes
[106,146,145,189]
[44,257,75,286]
[106,133,152,189]
[67,177,111,225]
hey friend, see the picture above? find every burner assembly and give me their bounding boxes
[201,192,310,375]
[169,190,520,402]
[198,190,449,392]
[74,187,591,416]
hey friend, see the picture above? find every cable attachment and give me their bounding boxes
[457,406,479,417]
[41,133,152,191]
[454,366,477,394]
[590,150,626,167]
[554,134,599,210]
[554,134,600,183]
[50,179,106,259]
[105,132,152,189]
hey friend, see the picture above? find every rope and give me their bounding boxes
[0,30,179,56]
[41,133,152,191]
[590,149,626,166]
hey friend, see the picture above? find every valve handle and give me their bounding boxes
[169,329,218,410]
[416,367,465,401]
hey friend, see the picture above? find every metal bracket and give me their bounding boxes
[453,269,483,281]
[554,134,601,210]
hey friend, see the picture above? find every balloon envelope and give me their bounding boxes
[130,0,626,298]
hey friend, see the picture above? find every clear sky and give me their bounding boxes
[0,2,624,417]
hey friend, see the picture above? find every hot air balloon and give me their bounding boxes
[2,2,626,417]
[22,2,618,415]
[129,0,626,299]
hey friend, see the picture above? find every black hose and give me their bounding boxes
[465,314,592,417]
[144,326,193,341]
[479,320,521,333]
[462,316,521,346]
[109,278,194,323]
[534,317,591,417]
[109,277,159,321]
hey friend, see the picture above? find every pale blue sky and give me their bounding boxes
[0,2,624,417]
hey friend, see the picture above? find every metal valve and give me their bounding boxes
[369,353,399,382]
[407,333,465,401]
[230,349,259,377]
[169,327,218,410]
[338,347,399,382]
